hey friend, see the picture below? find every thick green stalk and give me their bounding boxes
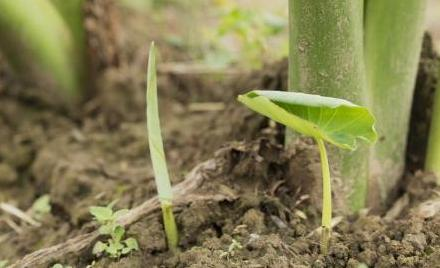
[316,138,331,254]
[50,0,87,89]
[364,0,427,208]
[50,0,86,47]
[426,69,440,184]
[288,0,368,212]
[0,0,83,99]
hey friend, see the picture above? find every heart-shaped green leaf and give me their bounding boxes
[237,90,377,150]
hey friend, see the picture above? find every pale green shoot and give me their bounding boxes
[146,42,178,251]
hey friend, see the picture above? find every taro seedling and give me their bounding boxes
[89,202,139,259]
[146,42,179,251]
[238,90,377,253]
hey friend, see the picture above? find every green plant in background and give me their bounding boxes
[238,90,377,253]
[426,68,440,185]
[205,1,287,68]
[146,42,179,251]
[0,0,86,100]
[30,194,51,220]
[89,202,139,259]
[118,0,177,10]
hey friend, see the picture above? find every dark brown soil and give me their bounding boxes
[0,6,439,268]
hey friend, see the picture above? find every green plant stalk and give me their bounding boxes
[426,69,440,185]
[50,0,86,46]
[161,201,179,250]
[315,138,331,254]
[364,0,427,207]
[146,42,178,251]
[0,0,83,99]
[50,0,87,89]
[288,0,368,212]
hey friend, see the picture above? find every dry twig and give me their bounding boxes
[11,157,236,268]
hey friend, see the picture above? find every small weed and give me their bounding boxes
[89,202,139,259]
[205,1,287,68]
[220,239,243,260]
[30,194,51,220]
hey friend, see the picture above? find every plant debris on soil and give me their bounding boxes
[0,6,440,268]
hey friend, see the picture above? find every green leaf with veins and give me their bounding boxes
[237,90,377,150]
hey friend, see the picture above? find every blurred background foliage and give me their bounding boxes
[117,0,289,69]
[116,0,439,69]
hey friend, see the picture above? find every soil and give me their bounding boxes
[0,5,440,268]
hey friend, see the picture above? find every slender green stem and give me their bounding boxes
[0,0,84,99]
[161,201,179,252]
[316,138,331,254]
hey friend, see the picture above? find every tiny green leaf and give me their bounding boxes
[124,238,139,251]
[113,209,129,220]
[106,243,118,257]
[98,224,113,235]
[31,195,51,215]
[237,90,377,150]
[92,241,107,255]
[112,225,125,242]
[89,206,113,223]
[121,247,131,255]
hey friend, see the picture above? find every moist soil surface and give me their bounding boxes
[1,7,440,268]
